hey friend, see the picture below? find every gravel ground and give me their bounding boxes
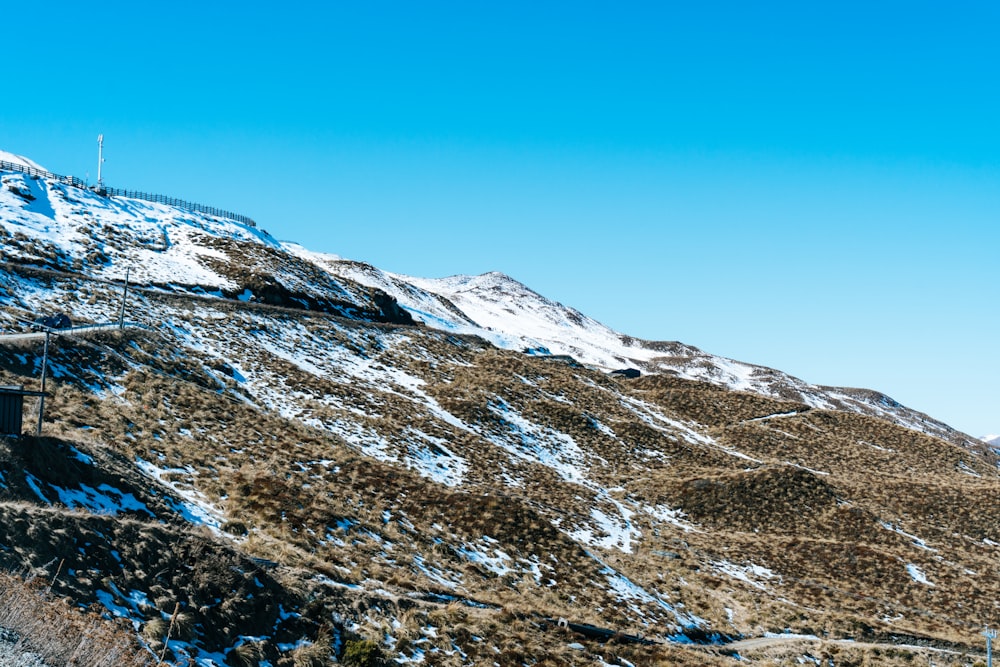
[0,629,49,667]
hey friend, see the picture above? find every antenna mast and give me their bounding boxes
[97,134,105,189]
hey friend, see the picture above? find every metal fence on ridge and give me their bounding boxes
[0,158,256,228]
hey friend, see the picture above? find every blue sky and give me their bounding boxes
[2,1,998,437]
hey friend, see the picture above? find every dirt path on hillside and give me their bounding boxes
[0,323,141,343]
[722,634,971,659]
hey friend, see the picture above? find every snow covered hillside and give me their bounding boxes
[0,149,978,449]
[285,246,981,451]
[0,153,411,325]
[3,150,999,666]
[0,149,47,171]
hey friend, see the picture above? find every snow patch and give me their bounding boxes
[906,563,934,586]
[136,458,224,532]
[712,560,777,591]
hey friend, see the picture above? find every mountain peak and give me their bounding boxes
[419,270,537,294]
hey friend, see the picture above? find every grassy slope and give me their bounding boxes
[0,263,998,665]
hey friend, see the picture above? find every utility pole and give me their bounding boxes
[97,134,105,190]
[119,266,130,329]
[986,626,997,667]
[36,330,49,436]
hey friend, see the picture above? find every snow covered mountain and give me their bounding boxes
[286,246,980,451]
[2,150,999,666]
[0,155,411,325]
[0,149,976,449]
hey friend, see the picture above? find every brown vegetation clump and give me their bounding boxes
[0,569,153,666]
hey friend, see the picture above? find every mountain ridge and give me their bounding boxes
[284,245,979,452]
[0,149,47,172]
[0,148,978,448]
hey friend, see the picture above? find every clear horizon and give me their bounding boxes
[2,1,997,437]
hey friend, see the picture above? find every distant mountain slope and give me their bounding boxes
[286,246,980,452]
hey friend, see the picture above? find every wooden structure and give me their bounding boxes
[0,385,49,437]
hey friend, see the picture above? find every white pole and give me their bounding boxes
[97,134,104,188]
[36,331,49,436]
[119,266,130,329]
[986,626,997,667]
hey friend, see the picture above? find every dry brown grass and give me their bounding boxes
[0,569,153,666]
[3,257,1000,661]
